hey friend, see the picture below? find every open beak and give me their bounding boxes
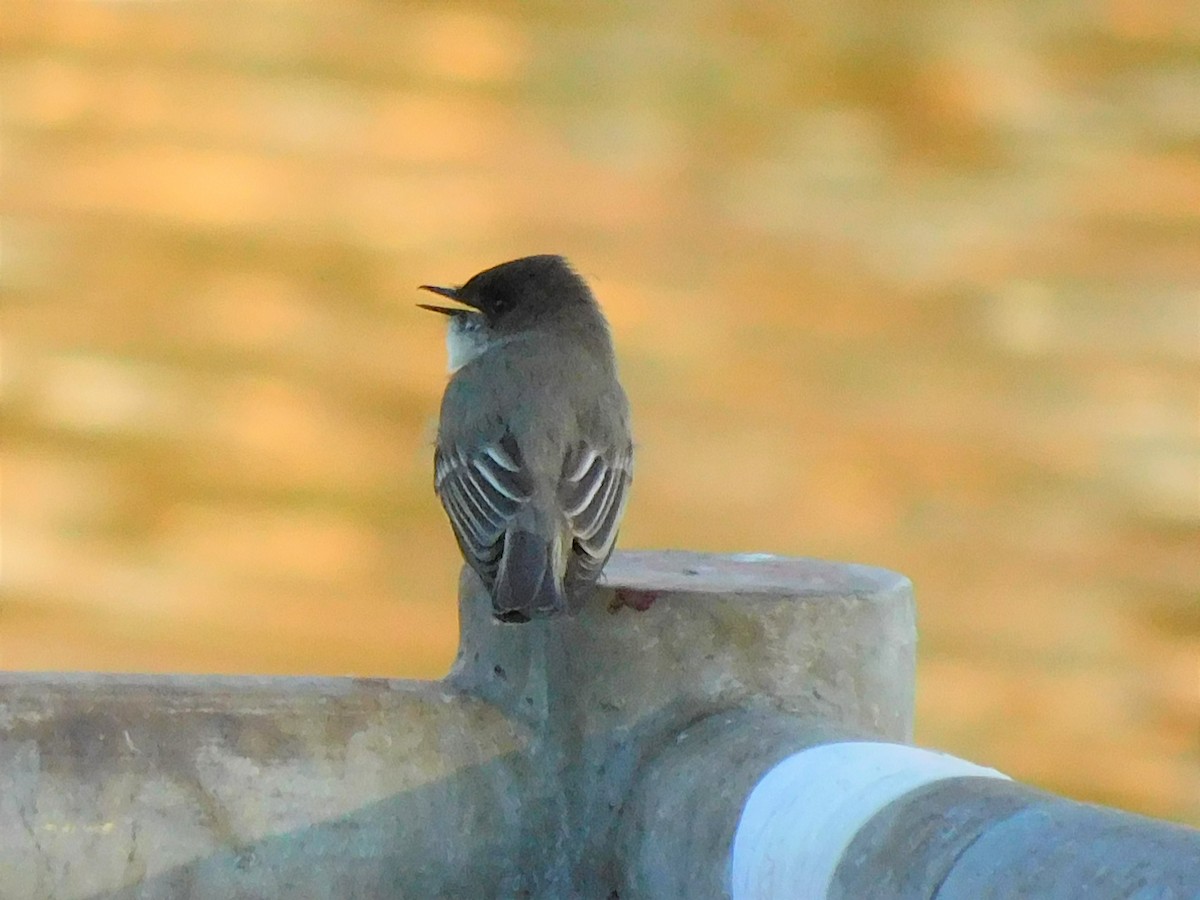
[417,284,473,316]
[417,302,464,316]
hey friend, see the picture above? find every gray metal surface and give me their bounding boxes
[832,777,1200,899]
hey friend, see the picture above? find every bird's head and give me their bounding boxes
[418,255,593,334]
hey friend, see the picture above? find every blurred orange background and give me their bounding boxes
[2,1,1197,824]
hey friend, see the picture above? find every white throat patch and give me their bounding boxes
[446,315,490,373]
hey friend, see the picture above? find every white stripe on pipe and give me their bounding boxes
[731,741,1009,899]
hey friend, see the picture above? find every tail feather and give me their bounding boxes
[493,529,566,622]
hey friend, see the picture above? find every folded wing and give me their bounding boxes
[434,434,531,589]
[560,441,634,592]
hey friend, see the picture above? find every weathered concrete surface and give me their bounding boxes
[0,551,916,899]
[0,675,529,899]
[453,551,915,738]
[618,707,862,899]
[452,551,916,898]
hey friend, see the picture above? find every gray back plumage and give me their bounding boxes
[430,256,632,621]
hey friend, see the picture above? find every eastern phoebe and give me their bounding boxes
[419,255,633,622]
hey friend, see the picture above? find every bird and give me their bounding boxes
[418,255,633,622]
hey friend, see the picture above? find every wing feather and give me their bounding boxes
[560,442,633,587]
[435,437,531,583]
[437,434,630,598]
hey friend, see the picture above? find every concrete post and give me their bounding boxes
[0,551,915,899]
[3,551,1196,899]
